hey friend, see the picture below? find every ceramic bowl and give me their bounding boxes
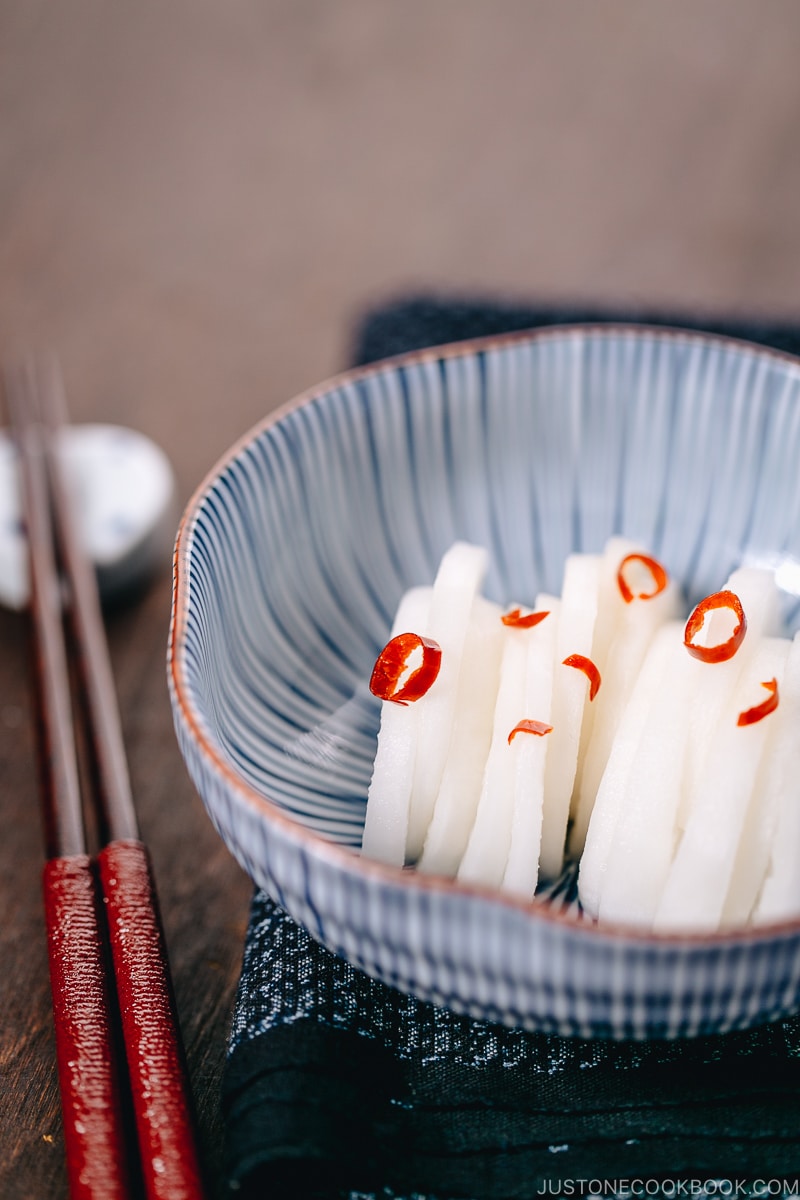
[169,325,800,1038]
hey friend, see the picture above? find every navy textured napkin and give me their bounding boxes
[222,300,800,1200]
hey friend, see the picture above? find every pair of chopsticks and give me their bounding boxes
[3,359,205,1200]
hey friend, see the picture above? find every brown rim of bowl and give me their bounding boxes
[168,322,800,949]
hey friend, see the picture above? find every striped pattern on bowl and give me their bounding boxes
[169,325,800,1038]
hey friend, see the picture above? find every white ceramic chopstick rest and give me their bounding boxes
[0,424,177,608]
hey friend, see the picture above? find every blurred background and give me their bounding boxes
[3,0,800,494]
[3,1,800,1194]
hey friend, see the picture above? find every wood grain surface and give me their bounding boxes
[2,3,800,1195]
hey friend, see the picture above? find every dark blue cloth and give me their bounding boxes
[224,892,800,1199]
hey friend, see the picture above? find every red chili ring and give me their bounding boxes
[562,653,602,700]
[617,552,669,604]
[737,678,779,727]
[501,607,550,629]
[507,718,553,744]
[684,590,747,664]
[369,632,442,704]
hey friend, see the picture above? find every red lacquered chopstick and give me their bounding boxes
[4,359,205,1200]
[9,366,133,1200]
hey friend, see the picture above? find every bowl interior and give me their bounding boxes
[178,326,800,860]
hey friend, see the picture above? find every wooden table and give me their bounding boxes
[3,3,800,1195]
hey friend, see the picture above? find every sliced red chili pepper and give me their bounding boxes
[562,653,602,700]
[501,607,550,629]
[507,718,553,744]
[369,632,442,704]
[683,590,747,664]
[617,552,669,604]
[737,678,779,727]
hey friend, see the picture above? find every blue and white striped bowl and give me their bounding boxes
[169,325,800,1039]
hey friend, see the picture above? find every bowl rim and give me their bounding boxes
[169,320,800,948]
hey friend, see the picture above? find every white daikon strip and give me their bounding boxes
[539,554,601,880]
[723,693,786,928]
[588,538,642,679]
[577,622,680,920]
[417,595,504,877]
[654,636,790,933]
[570,538,640,807]
[457,618,525,888]
[502,595,560,899]
[721,632,800,925]
[751,632,800,925]
[406,541,488,861]
[361,586,433,866]
[570,541,681,856]
[596,629,699,929]
[598,570,782,929]
[677,567,782,835]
